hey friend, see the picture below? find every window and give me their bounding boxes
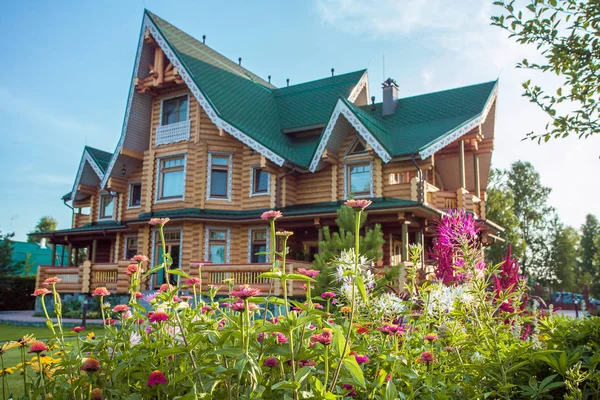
[389,171,413,185]
[124,236,138,259]
[208,154,231,199]
[99,194,115,219]
[250,229,267,263]
[251,167,269,195]
[346,138,368,156]
[347,163,372,197]
[157,156,185,201]
[207,229,228,264]
[129,183,142,208]
[161,95,188,126]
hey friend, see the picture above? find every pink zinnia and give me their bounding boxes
[261,210,282,221]
[231,284,261,299]
[32,288,51,297]
[147,370,168,386]
[186,278,201,286]
[180,295,193,302]
[148,218,170,226]
[297,268,319,278]
[418,351,437,364]
[257,332,267,342]
[149,311,169,323]
[355,355,369,364]
[321,292,336,299]
[424,334,438,342]
[264,357,279,368]
[310,329,333,345]
[231,300,257,312]
[313,303,323,309]
[125,264,138,276]
[345,199,372,210]
[43,277,61,285]
[92,287,110,297]
[299,360,316,367]
[28,341,48,354]
[105,319,117,325]
[135,292,144,299]
[275,332,288,344]
[72,326,85,333]
[132,255,149,262]
[112,304,130,313]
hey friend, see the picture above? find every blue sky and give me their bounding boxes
[1,0,598,240]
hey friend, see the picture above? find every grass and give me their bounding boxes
[1,324,105,399]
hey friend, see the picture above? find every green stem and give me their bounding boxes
[262,219,277,326]
[37,355,47,397]
[159,225,171,287]
[20,347,27,396]
[100,295,106,327]
[244,300,250,354]
[323,346,329,393]
[1,354,7,400]
[40,294,55,335]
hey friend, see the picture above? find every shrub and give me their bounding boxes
[0,276,36,310]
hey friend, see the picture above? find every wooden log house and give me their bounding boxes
[33,10,503,296]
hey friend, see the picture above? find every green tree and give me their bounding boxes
[485,169,526,265]
[28,215,58,243]
[313,206,385,292]
[0,232,23,276]
[548,219,579,292]
[578,214,599,292]
[492,0,599,142]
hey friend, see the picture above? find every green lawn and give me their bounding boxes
[1,324,105,399]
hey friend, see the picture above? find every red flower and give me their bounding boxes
[418,351,437,364]
[345,199,372,210]
[125,264,138,276]
[356,325,370,334]
[186,278,201,286]
[148,218,170,226]
[72,326,85,333]
[81,358,101,373]
[264,357,279,367]
[132,255,149,262]
[261,210,282,221]
[310,329,333,345]
[135,292,144,299]
[355,355,369,364]
[147,370,168,386]
[32,288,51,297]
[297,268,319,278]
[149,311,169,323]
[28,341,48,354]
[104,319,117,325]
[42,277,61,286]
[159,283,170,292]
[424,334,438,342]
[112,304,130,313]
[92,287,110,297]
[231,284,261,299]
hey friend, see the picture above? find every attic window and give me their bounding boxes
[346,138,368,156]
[162,95,189,125]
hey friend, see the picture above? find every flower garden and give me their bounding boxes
[1,201,600,399]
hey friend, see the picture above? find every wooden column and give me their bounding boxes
[473,152,481,198]
[61,245,65,267]
[401,223,409,262]
[67,243,73,266]
[459,139,466,189]
[91,240,98,263]
[50,244,57,267]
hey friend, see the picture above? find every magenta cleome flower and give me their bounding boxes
[147,370,168,386]
[231,284,261,299]
[261,210,282,221]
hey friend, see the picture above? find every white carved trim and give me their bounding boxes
[155,120,191,146]
[204,226,231,263]
[347,71,369,104]
[70,150,105,202]
[249,166,270,197]
[154,153,187,203]
[418,82,498,160]
[309,99,391,172]
[206,153,233,201]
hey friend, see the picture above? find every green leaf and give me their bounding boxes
[156,347,189,357]
[168,269,191,279]
[257,272,282,279]
[211,347,244,357]
[285,273,316,282]
[272,381,301,390]
[142,265,163,279]
[342,356,366,388]
[295,366,313,384]
[385,380,399,400]
[356,275,367,304]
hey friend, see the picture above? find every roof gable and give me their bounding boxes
[70,146,111,201]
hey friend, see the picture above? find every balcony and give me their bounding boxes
[155,120,190,146]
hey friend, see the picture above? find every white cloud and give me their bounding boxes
[421,68,434,86]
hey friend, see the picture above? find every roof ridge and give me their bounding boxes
[396,80,497,102]
[84,145,112,155]
[274,69,366,95]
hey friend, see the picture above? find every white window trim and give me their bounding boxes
[248,226,270,263]
[123,234,139,259]
[155,153,187,203]
[150,227,183,288]
[344,160,374,199]
[127,182,142,209]
[98,193,116,221]
[159,93,190,127]
[204,226,231,264]
[249,166,270,197]
[206,152,233,202]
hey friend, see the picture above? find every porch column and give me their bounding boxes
[91,240,97,263]
[61,245,65,266]
[67,243,73,266]
[401,223,409,262]
[314,217,323,252]
[50,243,56,267]
[473,152,481,198]
[459,140,466,189]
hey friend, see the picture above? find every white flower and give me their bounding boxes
[130,332,142,347]
[334,250,376,309]
[373,292,406,316]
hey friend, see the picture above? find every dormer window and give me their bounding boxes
[162,95,188,125]
[346,138,368,156]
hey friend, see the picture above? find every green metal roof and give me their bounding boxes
[85,146,113,174]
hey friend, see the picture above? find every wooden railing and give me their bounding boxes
[433,190,458,210]
[36,266,81,292]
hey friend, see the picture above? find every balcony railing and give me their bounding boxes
[155,120,191,146]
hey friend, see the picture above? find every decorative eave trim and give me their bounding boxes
[70,149,104,202]
[418,82,498,160]
[309,98,392,172]
[101,13,285,189]
[347,70,369,104]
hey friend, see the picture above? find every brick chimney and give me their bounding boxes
[382,78,398,116]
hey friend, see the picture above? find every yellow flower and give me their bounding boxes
[0,341,19,353]
[16,334,36,347]
[340,306,352,313]
[86,332,96,341]
[0,367,16,376]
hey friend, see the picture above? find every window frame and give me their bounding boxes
[344,161,374,199]
[250,166,270,197]
[206,153,233,201]
[98,193,116,220]
[123,235,139,259]
[204,226,231,264]
[160,94,189,126]
[128,182,142,209]
[155,153,187,203]
[248,227,269,263]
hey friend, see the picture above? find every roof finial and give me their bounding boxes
[286,78,290,87]
[331,68,335,77]
[268,75,271,83]
[202,35,206,44]
[238,57,242,66]
[371,96,376,111]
